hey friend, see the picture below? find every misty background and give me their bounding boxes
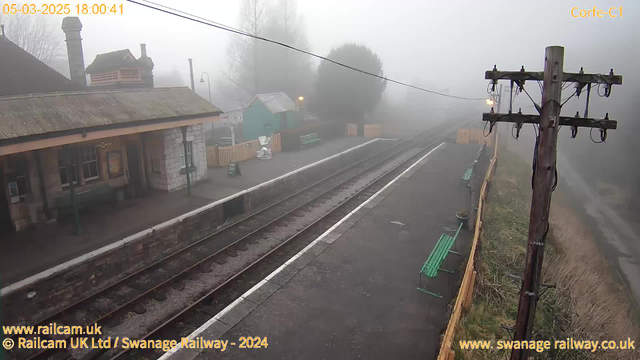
[1,0,639,215]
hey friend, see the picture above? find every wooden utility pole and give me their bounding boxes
[482,46,622,360]
[512,46,563,360]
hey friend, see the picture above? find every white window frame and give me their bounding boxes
[80,146,100,181]
[179,141,193,169]
[58,151,78,187]
[151,144,163,173]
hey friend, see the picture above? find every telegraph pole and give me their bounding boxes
[514,46,563,359]
[483,46,622,360]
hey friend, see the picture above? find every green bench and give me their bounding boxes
[54,183,117,216]
[462,167,473,182]
[300,132,321,148]
[417,222,463,298]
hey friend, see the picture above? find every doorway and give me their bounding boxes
[0,165,14,232]
[126,143,143,198]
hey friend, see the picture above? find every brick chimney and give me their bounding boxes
[139,43,154,88]
[61,17,86,87]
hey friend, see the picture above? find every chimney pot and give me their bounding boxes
[140,43,147,58]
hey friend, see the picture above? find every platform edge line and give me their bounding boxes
[157,141,445,360]
[1,138,386,297]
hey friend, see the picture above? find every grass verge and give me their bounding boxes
[453,149,639,360]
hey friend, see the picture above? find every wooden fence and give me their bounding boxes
[346,123,358,137]
[345,123,382,138]
[364,124,382,138]
[437,129,498,360]
[207,133,281,167]
[456,128,493,145]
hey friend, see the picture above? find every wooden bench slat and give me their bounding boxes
[420,223,464,277]
[462,167,473,181]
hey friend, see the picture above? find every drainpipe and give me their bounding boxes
[181,126,191,196]
[35,150,51,220]
[140,133,151,191]
[63,145,81,234]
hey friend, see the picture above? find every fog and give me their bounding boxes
[2,0,639,206]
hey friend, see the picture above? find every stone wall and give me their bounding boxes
[145,125,207,192]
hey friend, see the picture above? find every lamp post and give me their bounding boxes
[200,72,211,104]
[296,95,305,118]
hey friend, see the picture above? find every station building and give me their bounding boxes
[0,18,221,232]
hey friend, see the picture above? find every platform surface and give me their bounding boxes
[0,137,380,286]
[182,142,484,360]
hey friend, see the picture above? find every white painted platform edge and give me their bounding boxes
[158,141,445,360]
[1,138,389,298]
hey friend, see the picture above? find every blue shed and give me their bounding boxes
[243,93,301,141]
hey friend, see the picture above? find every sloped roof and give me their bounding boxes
[0,35,77,97]
[249,92,296,114]
[0,87,221,142]
[86,49,144,74]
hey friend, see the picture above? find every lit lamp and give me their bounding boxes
[298,96,304,101]
[486,98,494,106]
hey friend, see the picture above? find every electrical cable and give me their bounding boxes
[589,121,607,143]
[560,92,576,107]
[127,0,487,101]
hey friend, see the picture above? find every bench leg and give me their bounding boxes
[416,276,444,298]
[417,287,444,299]
[448,250,462,256]
[439,268,454,274]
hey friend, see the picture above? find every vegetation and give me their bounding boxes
[313,43,386,123]
[222,0,314,103]
[0,9,63,64]
[454,150,639,360]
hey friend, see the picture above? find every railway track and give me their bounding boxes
[8,120,465,360]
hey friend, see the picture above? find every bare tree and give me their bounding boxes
[224,0,269,100]
[223,0,313,105]
[0,8,63,65]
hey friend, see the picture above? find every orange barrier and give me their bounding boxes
[364,124,382,138]
[206,133,282,167]
[346,123,358,137]
[437,129,498,360]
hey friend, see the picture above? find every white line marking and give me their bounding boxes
[158,142,446,359]
[1,138,386,297]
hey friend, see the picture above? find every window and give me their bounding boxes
[179,141,193,169]
[7,155,29,203]
[58,150,78,187]
[151,145,163,173]
[80,146,100,180]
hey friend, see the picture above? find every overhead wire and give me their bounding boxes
[127,0,487,101]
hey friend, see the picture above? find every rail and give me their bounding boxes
[112,121,468,360]
[15,122,457,360]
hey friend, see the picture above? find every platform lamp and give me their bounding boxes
[296,95,305,118]
[200,72,211,104]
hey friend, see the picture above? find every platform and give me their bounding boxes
[163,142,484,360]
[0,136,382,287]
